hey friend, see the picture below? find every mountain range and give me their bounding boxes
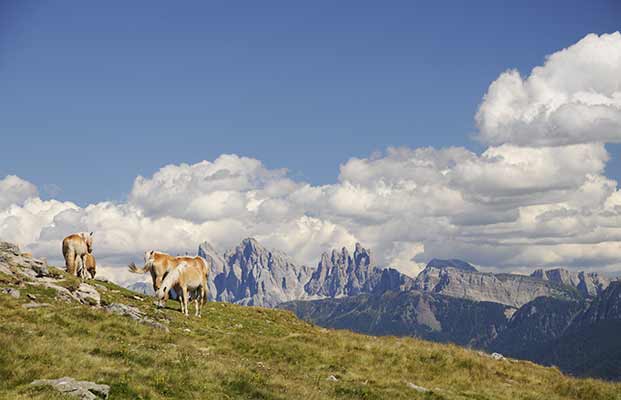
[126,237,619,380]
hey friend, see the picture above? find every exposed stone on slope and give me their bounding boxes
[1,287,20,298]
[31,377,109,399]
[104,303,169,331]
[0,241,101,306]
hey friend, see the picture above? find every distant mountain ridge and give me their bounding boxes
[531,268,610,297]
[413,263,602,308]
[122,238,619,379]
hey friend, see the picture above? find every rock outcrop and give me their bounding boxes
[530,268,610,297]
[31,377,109,399]
[0,241,101,306]
[105,303,169,331]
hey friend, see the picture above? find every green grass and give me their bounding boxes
[0,275,620,400]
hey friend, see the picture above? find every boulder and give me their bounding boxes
[1,287,20,299]
[75,283,101,306]
[104,303,169,332]
[31,377,109,399]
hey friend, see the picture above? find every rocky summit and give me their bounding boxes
[304,243,380,298]
[201,238,312,307]
[195,239,400,307]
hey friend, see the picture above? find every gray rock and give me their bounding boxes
[490,352,505,360]
[31,377,109,399]
[104,303,169,332]
[105,303,144,320]
[22,302,51,309]
[75,283,101,306]
[407,382,429,392]
[1,287,20,299]
[326,375,338,382]
[0,241,50,279]
[31,257,49,277]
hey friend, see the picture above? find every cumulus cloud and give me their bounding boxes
[1,32,621,282]
[477,32,621,146]
[0,175,38,209]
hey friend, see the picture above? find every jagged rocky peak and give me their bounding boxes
[304,242,379,298]
[354,242,371,267]
[208,237,311,308]
[530,267,610,297]
[426,258,478,272]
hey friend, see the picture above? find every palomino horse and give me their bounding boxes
[62,232,93,277]
[128,251,208,306]
[155,261,208,317]
[80,253,96,280]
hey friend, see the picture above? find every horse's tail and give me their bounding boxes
[128,261,151,274]
[157,262,188,299]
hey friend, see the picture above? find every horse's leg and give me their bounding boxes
[194,289,199,317]
[75,254,83,278]
[182,286,189,317]
[154,275,164,307]
[80,255,87,280]
[198,286,205,317]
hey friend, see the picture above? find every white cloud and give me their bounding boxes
[0,175,38,209]
[1,33,621,282]
[476,32,621,146]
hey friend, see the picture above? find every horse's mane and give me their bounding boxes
[161,262,189,289]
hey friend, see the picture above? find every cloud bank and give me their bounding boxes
[1,33,621,282]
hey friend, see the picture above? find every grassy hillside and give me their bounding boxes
[1,270,620,399]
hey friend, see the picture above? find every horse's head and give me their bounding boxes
[144,250,155,266]
[155,284,169,300]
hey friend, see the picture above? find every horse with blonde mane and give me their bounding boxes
[128,250,208,307]
[155,261,208,317]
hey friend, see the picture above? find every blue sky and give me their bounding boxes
[1,0,620,205]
